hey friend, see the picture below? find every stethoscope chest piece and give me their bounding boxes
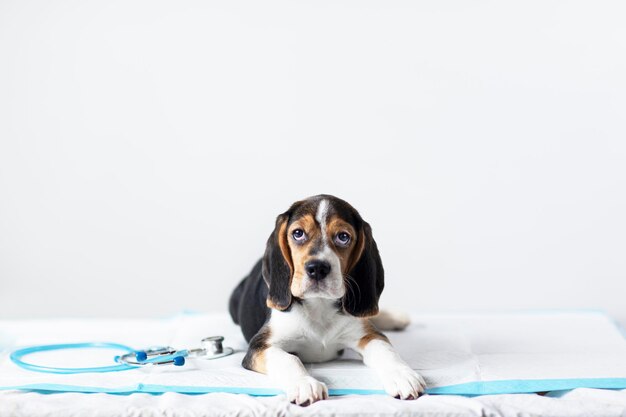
[193,336,234,360]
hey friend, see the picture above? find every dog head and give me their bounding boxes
[262,194,384,317]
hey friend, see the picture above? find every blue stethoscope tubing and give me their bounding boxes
[10,342,138,374]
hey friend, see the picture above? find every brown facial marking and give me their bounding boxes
[348,228,366,274]
[326,216,358,274]
[286,211,362,297]
[277,219,293,277]
[358,320,390,350]
[287,214,321,297]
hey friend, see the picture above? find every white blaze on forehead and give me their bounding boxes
[301,198,345,299]
[315,199,330,244]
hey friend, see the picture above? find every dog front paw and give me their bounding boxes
[380,366,426,400]
[286,376,329,406]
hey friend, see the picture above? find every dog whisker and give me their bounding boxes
[343,273,361,310]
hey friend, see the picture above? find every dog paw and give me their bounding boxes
[286,376,329,406]
[380,367,426,400]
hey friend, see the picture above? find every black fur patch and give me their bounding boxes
[229,259,271,342]
[342,220,384,317]
[263,214,293,311]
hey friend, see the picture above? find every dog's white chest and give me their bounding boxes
[268,300,358,363]
[291,337,343,362]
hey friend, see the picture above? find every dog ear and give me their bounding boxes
[262,213,294,311]
[343,221,384,317]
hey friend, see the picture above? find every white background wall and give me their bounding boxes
[1,0,625,324]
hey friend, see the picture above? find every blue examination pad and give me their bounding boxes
[1,311,625,396]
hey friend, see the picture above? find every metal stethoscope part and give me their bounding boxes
[10,336,234,374]
[116,336,234,367]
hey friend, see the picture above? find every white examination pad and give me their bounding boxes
[0,311,625,396]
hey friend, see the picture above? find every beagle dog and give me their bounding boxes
[229,195,425,405]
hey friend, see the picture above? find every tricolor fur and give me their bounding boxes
[229,195,425,405]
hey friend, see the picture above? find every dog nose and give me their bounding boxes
[305,260,331,280]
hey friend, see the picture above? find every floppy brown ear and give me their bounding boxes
[343,221,384,317]
[262,213,294,310]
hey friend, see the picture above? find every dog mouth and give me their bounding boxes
[298,276,345,299]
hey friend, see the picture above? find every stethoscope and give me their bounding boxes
[10,336,234,374]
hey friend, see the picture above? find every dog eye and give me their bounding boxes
[292,229,306,241]
[334,232,351,246]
